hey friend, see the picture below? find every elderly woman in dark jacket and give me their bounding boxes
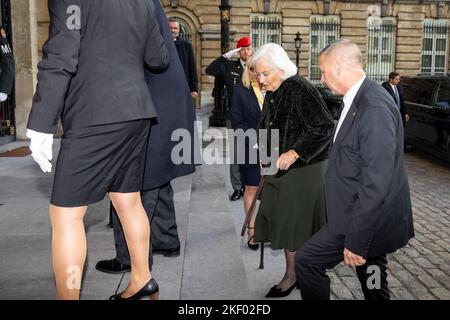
[253,43,335,298]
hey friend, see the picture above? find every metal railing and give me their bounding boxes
[421,19,448,75]
[366,17,396,83]
[309,16,340,84]
[251,14,282,49]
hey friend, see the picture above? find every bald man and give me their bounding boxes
[295,39,414,300]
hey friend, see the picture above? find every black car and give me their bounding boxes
[401,74,450,162]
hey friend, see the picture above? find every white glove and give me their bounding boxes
[222,48,241,59]
[26,129,54,173]
[0,92,7,102]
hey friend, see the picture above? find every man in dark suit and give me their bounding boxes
[206,37,253,201]
[382,71,409,125]
[0,26,14,104]
[95,0,198,274]
[168,17,198,100]
[295,39,414,300]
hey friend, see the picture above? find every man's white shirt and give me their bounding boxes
[333,75,366,143]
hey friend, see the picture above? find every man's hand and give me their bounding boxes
[405,114,410,123]
[276,150,299,171]
[26,129,54,173]
[191,92,199,99]
[343,248,366,267]
[223,48,241,59]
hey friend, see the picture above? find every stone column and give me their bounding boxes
[11,0,39,140]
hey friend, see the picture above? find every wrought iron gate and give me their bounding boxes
[0,0,15,145]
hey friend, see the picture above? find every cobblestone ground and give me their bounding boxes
[329,151,450,300]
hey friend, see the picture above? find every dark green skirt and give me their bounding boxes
[254,160,328,251]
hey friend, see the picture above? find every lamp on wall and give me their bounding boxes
[294,32,302,73]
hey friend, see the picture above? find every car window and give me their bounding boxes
[436,79,450,109]
[402,78,437,105]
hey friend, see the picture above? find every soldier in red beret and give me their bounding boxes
[206,36,253,201]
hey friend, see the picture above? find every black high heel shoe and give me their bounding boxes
[265,281,299,298]
[109,278,159,300]
[247,227,259,251]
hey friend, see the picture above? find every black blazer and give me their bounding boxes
[28,0,169,134]
[175,38,198,93]
[230,83,262,165]
[381,81,408,119]
[142,0,197,190]
[325,77,414,258]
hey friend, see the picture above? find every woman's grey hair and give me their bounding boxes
[252,43,298,80]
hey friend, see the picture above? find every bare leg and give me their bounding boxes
[277,249,298,291]
[243,185,258,244]
[49,205,88,300]
[109,192,152,298]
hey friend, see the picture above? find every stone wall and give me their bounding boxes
[161,0,450,91]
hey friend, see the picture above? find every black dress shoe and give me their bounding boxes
[95,258,131,274]
[265,281,299,298]
[152,245,180,257]
[109,278,159,300]
[230,188,244,201]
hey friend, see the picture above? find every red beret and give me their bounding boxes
[237,37,251,48]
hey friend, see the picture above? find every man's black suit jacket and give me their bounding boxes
[381,81,408,120]
[174,37,198,93]
[325,77,414,258]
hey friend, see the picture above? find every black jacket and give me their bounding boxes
[381,81,408,119]
[142,0,197,190]
[259,75,335,169]
[206,56,243,111]
[0,35,14,95]
[174,37,198,93]
[28,0,169,134]
[326,78,414,258]
[230,83,262,166]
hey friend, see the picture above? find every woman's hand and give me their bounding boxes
[276,150,299,171]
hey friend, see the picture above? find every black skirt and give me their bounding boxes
[51,119,150,207]
[240,164,261,187]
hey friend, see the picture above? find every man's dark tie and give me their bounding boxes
[394,86,401,109]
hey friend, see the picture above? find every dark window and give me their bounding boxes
[402,78,437,106]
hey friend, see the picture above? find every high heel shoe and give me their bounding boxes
[247,227,259,251]
[109,278,159,300]
[265,281,299,298]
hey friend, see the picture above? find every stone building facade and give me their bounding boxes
[5,0,450,140]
